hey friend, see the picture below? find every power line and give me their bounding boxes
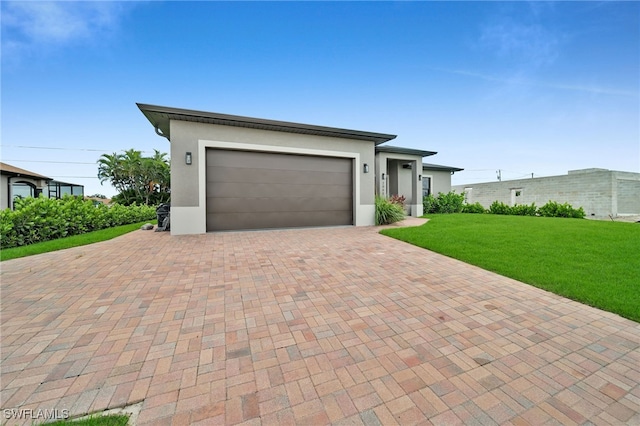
[48,176,100,179]
[2,159,96,165]
[1,145,109,152]
[1,145,156,154]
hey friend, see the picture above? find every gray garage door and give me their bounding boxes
[206,149,353,231]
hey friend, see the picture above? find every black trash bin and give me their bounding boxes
[156,203,170,231]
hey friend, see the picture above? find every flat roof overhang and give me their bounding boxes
[375,145,437,157]
[422,162,464,172]
[137,103,397,145]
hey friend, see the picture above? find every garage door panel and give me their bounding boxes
[207,211,353,231]
[207,150,351,173]
[208,166,351,186]
[207,182,352,199]
[208,196,353,214]
[206,149,353,231]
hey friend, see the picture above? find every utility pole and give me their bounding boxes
[496,169,502,181]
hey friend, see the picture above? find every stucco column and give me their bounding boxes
[411,160,423,217]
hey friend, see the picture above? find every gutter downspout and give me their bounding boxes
[155,125,169,140]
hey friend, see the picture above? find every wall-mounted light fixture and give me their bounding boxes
[418,175,422,181]
[363,163,369,173]
[185,152,192,165]
[381,173,385,180]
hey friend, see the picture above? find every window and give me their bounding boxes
[12,182,35,200]
[422,176,432,197]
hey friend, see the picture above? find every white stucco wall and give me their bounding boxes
[425,170,455,195]
[1,175,48,210]
[0,175,8,210]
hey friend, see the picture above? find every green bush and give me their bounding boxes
[485,200,584,218]
[423,191,465,214]
[375,196,405,225]
[423,194,438,214]
[462,202,486,214]
[511,203,537,216]
[489,201,512,215]
[1,196,156,249]
[538,201,585,218]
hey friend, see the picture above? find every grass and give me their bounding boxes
[380,214,640,322]
[0,221,155,262]
[45,414,129,425]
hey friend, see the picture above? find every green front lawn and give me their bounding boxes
[46,414,129,426]
[381,214,640,322]
[0,221,155,262]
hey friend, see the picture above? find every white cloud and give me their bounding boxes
[2,1,133,54]
[430,67,637,98]
[479,19,561,68]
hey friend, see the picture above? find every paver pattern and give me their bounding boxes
[1,224,639,425]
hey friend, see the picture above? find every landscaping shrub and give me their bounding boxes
[375,196,405,225]
[488,201,512,215]
[423,191,465,214]
[437,191,465,213]
[462,202,486,214]
[0,196,156,249]
[423,194,438,214]
[486,200,584,218]
[389,194,406,207]
[511,203,537,216]
[538,201,585,218]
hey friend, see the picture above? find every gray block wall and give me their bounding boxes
[453,169,640,218]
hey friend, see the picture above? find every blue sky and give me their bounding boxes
[2,1,639,197]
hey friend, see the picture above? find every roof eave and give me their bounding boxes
[137,103,397,144]
[375,146,437,157]
[422,163,464,172]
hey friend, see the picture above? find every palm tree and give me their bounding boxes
[97,149,170,205]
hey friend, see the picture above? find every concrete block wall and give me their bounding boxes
[453,169,640,218]
[615,171,640,214]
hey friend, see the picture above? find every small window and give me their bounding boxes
[422,176,432,197]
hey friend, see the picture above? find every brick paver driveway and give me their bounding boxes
[2,225,639,425]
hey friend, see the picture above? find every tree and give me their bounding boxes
[98,149,170,205]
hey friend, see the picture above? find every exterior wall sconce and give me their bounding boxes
[185,152,192,165]
[363,163,369,173]
[381,173,385,180]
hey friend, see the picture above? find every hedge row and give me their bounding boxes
[423,191,585,218]
[488,200,585,218]
[0,196,156,249]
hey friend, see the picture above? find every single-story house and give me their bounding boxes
[0,162,84,210]
[452,168,640,218]
[137,103,462,234]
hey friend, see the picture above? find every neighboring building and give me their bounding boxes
[0,162,84,210]
[46,180,85,200]
[453,168,640,218]
[138,103,462,234]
